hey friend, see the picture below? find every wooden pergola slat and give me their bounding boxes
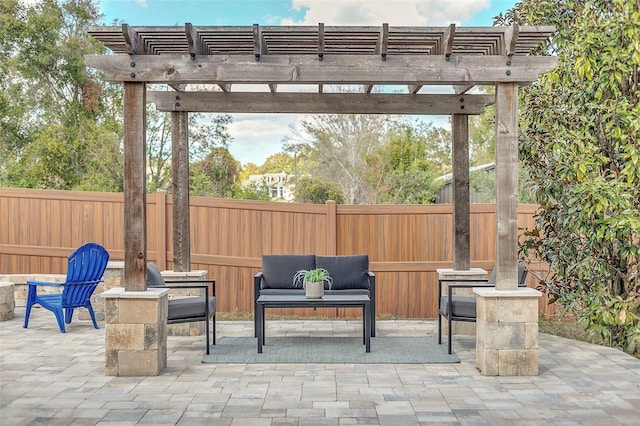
[89,24,554,57]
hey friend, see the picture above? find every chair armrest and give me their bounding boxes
[163,279,216,297]
[438,278,490,301]
[161,283,213,317]
[254,272,264,302]
[26,280,65,287]
[447,283,494,289]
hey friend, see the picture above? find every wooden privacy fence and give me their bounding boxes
[0,187,553,319]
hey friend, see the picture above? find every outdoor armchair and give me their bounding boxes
[146,263,217,354]
[438,264,528,354]
[23,242,110,333]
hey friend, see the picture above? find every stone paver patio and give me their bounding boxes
[1,307,639,425]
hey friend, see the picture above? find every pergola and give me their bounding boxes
[87,23,556,376]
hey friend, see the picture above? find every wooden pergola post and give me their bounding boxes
[123,82,147,291]
[494,82,519,290]
[102,81,169,376]
[474,80,541,376]
[452,114,470,270]
[171,111,190,272]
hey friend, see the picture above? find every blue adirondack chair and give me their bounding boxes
[23,242,110,333]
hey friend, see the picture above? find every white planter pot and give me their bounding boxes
[305,281,324,299]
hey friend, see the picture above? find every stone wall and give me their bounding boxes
[0,282,15,321]
[0,261,124,321]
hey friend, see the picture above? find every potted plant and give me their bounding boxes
[293,268,333,299]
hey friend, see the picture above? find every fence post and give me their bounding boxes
[155,190,167,270]
[325,200,337,255]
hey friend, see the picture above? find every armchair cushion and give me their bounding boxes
[260,254,316,289]
[439,295,476,319]
[168,296,216,320]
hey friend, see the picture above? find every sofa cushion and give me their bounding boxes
[261,254,316,289]
[316,255,370,290]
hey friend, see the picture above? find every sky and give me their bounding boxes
[97,0,519,165]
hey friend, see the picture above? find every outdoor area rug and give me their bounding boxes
[202,336,459,364]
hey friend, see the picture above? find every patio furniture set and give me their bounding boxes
[21,243,520,356]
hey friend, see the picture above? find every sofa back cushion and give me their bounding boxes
[261,254,316,289]
[316,255,370,290]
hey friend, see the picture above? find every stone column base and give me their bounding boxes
[436,268,487,335]
[102,287,169,376]
[474,287,541,376]
[160,270,208,336]
[0,282,16,321]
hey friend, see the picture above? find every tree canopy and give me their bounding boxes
[1,0,125,191]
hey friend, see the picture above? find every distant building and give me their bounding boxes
[434,162,495,204]
[244,171,294,201]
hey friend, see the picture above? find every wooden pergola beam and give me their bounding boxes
[148,92,495,114]
[85,54,557,85]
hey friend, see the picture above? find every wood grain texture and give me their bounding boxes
[452,114,470,270]
[123,82,147,291]
[171,111,190,271]
[494,82,519,290]
[85,54,558,85]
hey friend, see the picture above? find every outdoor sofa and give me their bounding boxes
[254,254,376,336]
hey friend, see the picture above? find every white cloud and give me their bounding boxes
[282,0,491,26]
[227,114,305,166]
[135,0,148,8]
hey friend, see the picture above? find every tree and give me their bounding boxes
[469,104,496,166]
[239,162,260,183]
[498,0,640,353]
[190,147,241,198]
[146,101,232,193]
[294,177,345,204]
[259,153,294,174]
[292,114,395,204]
[366,124,440,204]
[417,120,452,175]
[0,0,125,191]
[232,181,272,201]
